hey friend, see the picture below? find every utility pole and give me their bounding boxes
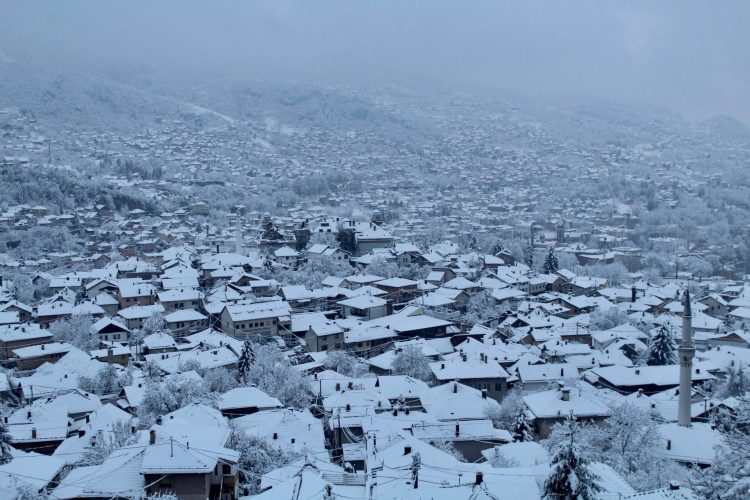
[411,452,420,489]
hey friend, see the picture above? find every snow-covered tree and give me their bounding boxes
[0,416,13,464]
[237,339,255,383]
[245,343,312,410]
[78,420,136,466]
[543,249,559,274]
[390,346,433,383]
[524,240,534,268]
[490,240,505,256]
[365,255,399,279]
[691,397,750,499]
[430,439,464,461]
[646,326,676,366]
[228,428,300,495]
[138,374,214,427]
[512,405,533,442]
[78,364,125,394]
[714,363,750,398]
[589,307,631,332]
[203,368,239,394]
[48,314,98,351]
[485,385,524,430]
[141,312,166,337]
[584,262,628,285]
[543,415,601,500]
[546,403,685,492]
[460,290,505,326]
[323,350,370,378]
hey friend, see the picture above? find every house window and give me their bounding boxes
[495,383,502,391]
[222,464,231,475]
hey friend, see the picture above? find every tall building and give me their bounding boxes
[678,289,694,427]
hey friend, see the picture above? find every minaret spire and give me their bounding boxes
[678,288,694,427]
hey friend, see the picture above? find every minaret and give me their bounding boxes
[678,289,694,427]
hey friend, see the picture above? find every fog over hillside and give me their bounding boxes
[0,3,749,500]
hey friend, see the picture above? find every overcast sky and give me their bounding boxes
[4,1,749,123]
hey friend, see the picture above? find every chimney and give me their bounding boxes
[441,363,445,370]
[273,432,278,440]
[149,430,156,444]
[667,439,672,450]
[475,472,484,485]
[335,383,341,391]
[481,389,487,399]
[347,381,353,390]
[41,344,45,351]
[453,381,458,393]
[669,481,680,491]
[156,416,163,425]
[455,423,460,437]
[404,446,411,455]
[635,368,640,375]
[631,286,637,303]
[561,387,571,401]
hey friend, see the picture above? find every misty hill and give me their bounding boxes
[0,61,229,132]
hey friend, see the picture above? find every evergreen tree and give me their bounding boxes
[491,240,505,257]
[646,326,677,366]
[524,239,534,268]
[543,249,559,274]
[0,416,14,464]
[512,405,533,442]
[543,415,600,500]
[237,339,255,383]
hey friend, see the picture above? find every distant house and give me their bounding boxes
[429,352,511,402]
[36,300,73,326]
[93,292,120,316]
[305,320,345,352]
[0,324,53,359]
[374,277,420,303]
[0,300,33,323]
[117,304,165,330]
[337,294,388,320]
[90,317,131,343]
[217,387,282,418]
[589,365,713,395]
[273,245,302,268]
[142,332,178,355]
[157,287,201,312]
[219,301,291,339]
[164,309,208,338]
[116,282,155,309]
[524,385,610,439]
[12,341,76,370]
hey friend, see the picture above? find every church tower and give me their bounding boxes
[678,289,694,427]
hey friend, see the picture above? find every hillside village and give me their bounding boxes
[0,209,748,498]
[1,46,750,500]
